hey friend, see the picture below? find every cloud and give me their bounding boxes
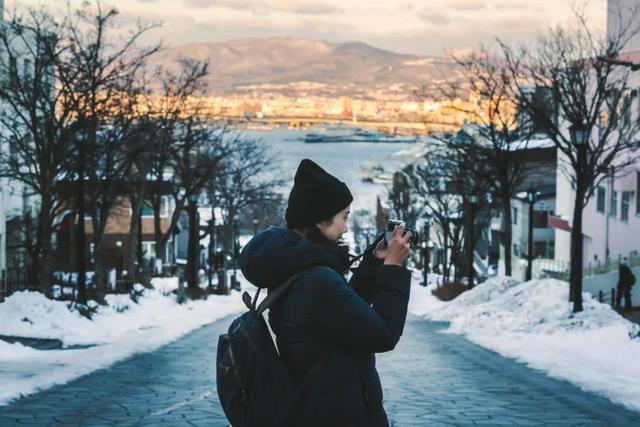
[418,10,451,26]
[183,0,255,10]
[182,0,342,15]
[272,0,343,15]
[446,0,486,11]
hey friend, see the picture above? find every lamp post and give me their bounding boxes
[215,245,226,294]
[186,193,199,290]
[231,219,239,290]
[569,123,589,311]
[422,219,430,286]
[525,187,538,281]
[253,218,258,235]
[226,253,233,292]
[74,124,88,303]
[468,192,478,287]
[208,218,215,290]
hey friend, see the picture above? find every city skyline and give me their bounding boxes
[7,0,608,56]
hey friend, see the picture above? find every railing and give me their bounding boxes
[0,269,31,303]
[537,253,640,281]
[597,288,616,307]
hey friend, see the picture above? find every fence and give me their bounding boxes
[537,252,640,282]
[0,269,31,303]
[597,288,617,307]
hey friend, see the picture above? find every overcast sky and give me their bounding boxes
[6,0,609,56]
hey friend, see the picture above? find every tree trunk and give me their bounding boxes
[569,189,585,312]
[127,187,145,282]
[36,195,53,296]
[186,202,200,289]
[502,198,513,277]
[152,195,165,274]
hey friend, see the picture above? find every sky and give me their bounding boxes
[5,0,609,56]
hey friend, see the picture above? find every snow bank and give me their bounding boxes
[0,279,247,405]
[410,276,640,412]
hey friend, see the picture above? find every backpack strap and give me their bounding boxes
[255,270,306,316]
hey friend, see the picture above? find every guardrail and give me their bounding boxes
[537,253,640,281]
[0,269,31,303]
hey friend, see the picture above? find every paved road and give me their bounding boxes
[0,315,638,426]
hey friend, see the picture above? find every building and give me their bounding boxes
[552,0,640,270]
[0,1,49,271]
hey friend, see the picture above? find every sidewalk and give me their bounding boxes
[0,314,637,426]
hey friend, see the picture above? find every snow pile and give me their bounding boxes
[150,276,180,295]
[410,276,640,412]
[407,271,446,317]
[0,280,248,405]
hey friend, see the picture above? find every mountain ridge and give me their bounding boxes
[147,38,459,98]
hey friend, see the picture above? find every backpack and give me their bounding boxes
[216,271,326,427]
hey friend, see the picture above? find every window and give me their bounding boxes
[513,243,520,257]
[596,186,606,213]
[512,207,518,225]
[532,211,549,228]
[141,241,156,259]
[622,191,630,222]
[609,89,620,127]
[637,172,640,214]
[610,190,618,218]
[140,197,168,218]
[22,58,31,82]
[9,56,17,89]
[622,92,633,129]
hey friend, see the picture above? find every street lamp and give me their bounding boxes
[569,123,589,309]
[468,192,478,288]
[253,217,258,235]
[231,219,239,290]
[525,187,538,281]
[186,193,199,290]
[421,219,431,287]
[208,218,215,290]
[74,123,88,303]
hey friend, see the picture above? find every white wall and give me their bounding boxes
[583,265,640,306]
[608,0,640,52]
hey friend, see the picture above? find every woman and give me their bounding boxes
[239,159,412,426]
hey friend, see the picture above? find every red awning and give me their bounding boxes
[547,215,572,232]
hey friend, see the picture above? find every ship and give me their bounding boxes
[303,126,418,143]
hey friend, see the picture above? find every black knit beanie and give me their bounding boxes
[285,159,353,228]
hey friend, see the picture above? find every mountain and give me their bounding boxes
[147,38,459,98]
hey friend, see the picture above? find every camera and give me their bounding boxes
[384,219,418,247]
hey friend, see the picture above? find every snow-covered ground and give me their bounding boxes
[0,277,248,405]
[409,274,640,412]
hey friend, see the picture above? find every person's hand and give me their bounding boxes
[373,239,386,260]
[383,225,412,266]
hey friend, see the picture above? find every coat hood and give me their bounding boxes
[239,226,347,289]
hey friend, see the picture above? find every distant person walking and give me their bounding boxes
[616,259,635,310]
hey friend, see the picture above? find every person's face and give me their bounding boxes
[316,205,350,243]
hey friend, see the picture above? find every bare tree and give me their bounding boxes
[500,7,640,311]
[403,143,494,284]
[147,59,209,271]
[214,136,285,250]
[0,8,72,294]
[53,1,159,300]
[430,47,538,277]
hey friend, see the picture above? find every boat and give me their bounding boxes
[303,126,418,143]
[353,129,418,143]
[303,125,357,143]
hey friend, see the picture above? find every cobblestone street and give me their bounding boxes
[0,315,637,426]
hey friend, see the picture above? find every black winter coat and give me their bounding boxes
[239,227,411,427]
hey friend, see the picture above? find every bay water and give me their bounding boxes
[246,129,417,216]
